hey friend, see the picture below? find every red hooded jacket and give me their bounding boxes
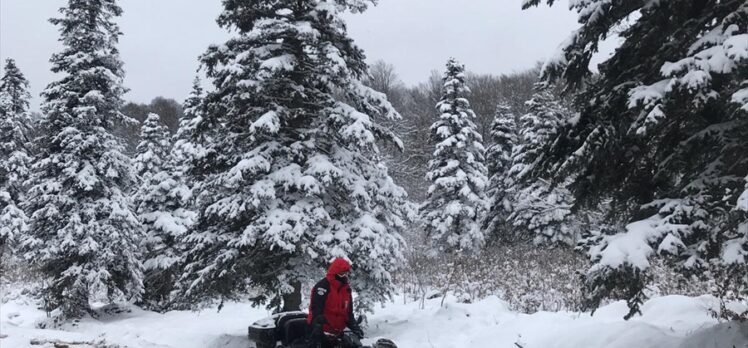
[307,258,354,335]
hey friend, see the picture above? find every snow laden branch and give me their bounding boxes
[523,0,748,319]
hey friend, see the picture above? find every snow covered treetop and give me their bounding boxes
[217,0,374,35]
[435,58,477,130]
[50,0,123,65]
[0,59,31,116]
[43,0,127,129]
[442,58,471,98]
[201,0,401,139]
[135,113,171,179]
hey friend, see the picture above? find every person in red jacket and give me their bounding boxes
[307,257,364,348]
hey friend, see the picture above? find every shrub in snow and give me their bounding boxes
[421,58,489,253]
[524,0,748,319]
[645,258,711,299]
[0,257,43,304]
[20,0,143,320]
[175,0,411,313]
[397,240,588,313]
[0,58,32,259]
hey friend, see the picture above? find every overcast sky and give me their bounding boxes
[0,0,583,110]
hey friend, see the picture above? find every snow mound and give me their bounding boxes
[365,294,737,348]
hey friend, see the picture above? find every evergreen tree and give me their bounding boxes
[524,0,748,318]
[502,87,576,245]
[0,59,32,257]
[21,0,143,319]
[507,88,564,182]
[135,84,202,311]
[177,0,410,312]
[0,59,32,117]
[485,103,516,178]
[132,112,186,311]
[134,113,171,181]
[483,103,517,241]
[420,58,488,252]
[171,77,206,179]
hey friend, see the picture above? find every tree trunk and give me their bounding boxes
[282,281,302,312]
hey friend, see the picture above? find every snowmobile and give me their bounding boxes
[248,312,397,348]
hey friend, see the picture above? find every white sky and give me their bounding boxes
[0,0,585,110]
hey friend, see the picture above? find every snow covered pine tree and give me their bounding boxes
[0,58,32,259]
[483,103,517,242]
[170,77,206,180]
[21,0,144,319]
[505,87,576,245]
[0,58,32,119]
[421,58,488,253]
[176,0,410,312]
[134,80,204,311]
[523,0,748,319]
[134,114,171,182]
[133,113,196,311]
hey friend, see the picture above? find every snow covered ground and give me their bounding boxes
[1,292,746,348]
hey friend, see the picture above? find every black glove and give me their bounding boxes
[308,315,327,345]
[349,322,364,339]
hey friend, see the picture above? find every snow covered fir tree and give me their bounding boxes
[0,59,32,118]
[133,79,204,311]
[0,58,32,259]
[169,77,206,180]
[483,103,517,242]
[134,113,171,181]
[19,0,144,319]
[421,58,488,253]
[175,0,411,312]
[132,112,196,311]
[504,87,576,245]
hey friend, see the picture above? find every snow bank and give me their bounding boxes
[1,293,744,348]
[1,299,270,348]
[366,294,735,348]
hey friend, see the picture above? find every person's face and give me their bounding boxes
[337,271,350,281]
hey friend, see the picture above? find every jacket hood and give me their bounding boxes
[326,257,352,279]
